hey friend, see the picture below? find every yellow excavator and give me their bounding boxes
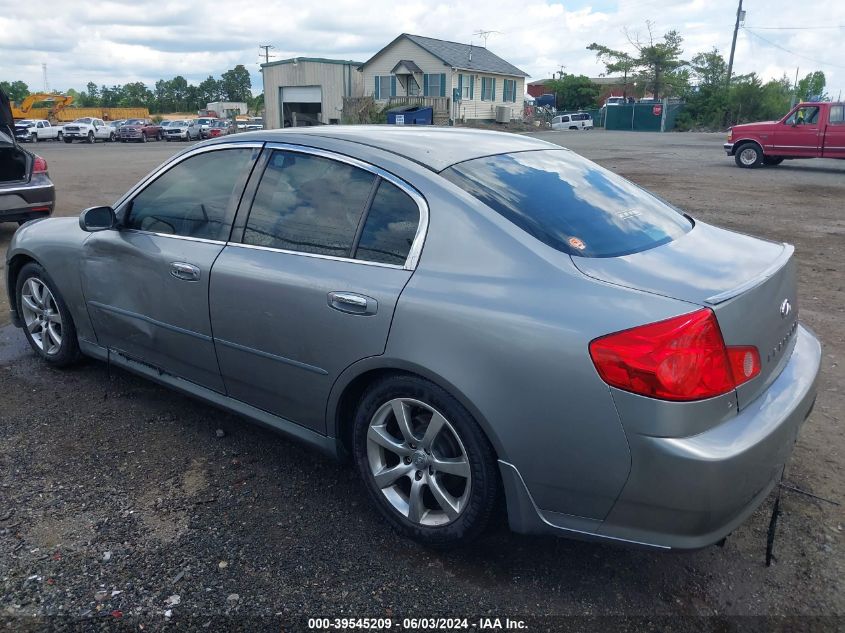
[11,93,74,122]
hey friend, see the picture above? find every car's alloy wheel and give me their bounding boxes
[366,397,472,526]
[353,375,498,546]
[735,143,762,168]
[19,277,62,355]
[16,263,81,367]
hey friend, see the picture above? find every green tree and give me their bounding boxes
[676,48,729,129]
[586,44,637,99]
[626,23,687,100]
[0,80,29,103]
[168,76,189,111]
[796,71,827,101]
[545,74,601,110]
[220,65,251,102]
[198,75,224,105]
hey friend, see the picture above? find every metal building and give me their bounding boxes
[261,57,364,128]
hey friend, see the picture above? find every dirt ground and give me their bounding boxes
[0,132,843,630]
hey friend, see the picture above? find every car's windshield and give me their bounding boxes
[17,120,35,126]
[441,149,692,258]
[73,118,92,124]
[125,119,144,125]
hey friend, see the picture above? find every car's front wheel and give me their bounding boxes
[735,142,763,168]
[15,263,81,367]
[353,375,498,547]
[87,131,95,144]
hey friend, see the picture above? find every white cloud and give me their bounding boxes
[0,0,842,99]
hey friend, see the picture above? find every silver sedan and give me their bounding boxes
[4,128,821,549]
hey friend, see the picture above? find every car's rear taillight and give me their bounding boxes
[589,308,760,401]
[32,156,48,174]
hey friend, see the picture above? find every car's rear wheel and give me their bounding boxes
[64,138,73,143]
[353,375,498,547]
[56,131,63,141]
[16,263,81,367]
[735,142,763,168]
[764,156,784,166]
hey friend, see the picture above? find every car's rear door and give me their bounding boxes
[822,104,845,158]
[209,144,427,433]
[81,144,261,392]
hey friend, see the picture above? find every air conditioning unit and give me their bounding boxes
[495,105,511,123]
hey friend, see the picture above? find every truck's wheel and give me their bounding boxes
[32,134,39,143]
[764,156,784,166]
[141,133,147,143]
[87,131,95,144]
[735,143,763,168]
[56,131,63,142]
[64,138,73,144]
[109,133,115,142]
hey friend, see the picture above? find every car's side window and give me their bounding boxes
[830,106,845,125]
[243,150,375,257]
[124,148,256,241]
[354,180,420,266]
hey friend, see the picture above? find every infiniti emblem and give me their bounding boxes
[780,299,792,318]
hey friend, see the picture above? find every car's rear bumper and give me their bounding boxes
[724,142,735,155]
[501,324,821,549]
[0,182,55,221]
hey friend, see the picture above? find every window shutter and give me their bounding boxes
[470,75,474,100]
[391,75,396,97]
[458,74,463,98]
[374,76,380,100]
[423,74,430,97]
[492,78,496,101]
[440,73,446,97]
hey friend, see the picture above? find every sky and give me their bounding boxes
[1,0,843,100]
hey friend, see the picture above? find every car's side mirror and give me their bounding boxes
[79,206,116,232]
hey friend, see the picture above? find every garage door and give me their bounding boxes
[281,86,322,103]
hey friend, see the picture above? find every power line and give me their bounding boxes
[743,25,844,30]
[742,27,845,70]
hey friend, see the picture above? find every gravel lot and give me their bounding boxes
[1,132,843,630]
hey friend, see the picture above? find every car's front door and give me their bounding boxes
[81,144,261,392]
[773,106,822,156]
[209,146,426,433]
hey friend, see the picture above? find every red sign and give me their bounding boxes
[653,104,663,116]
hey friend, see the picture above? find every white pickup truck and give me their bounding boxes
[62,117,115,143]
[13,119,64,143]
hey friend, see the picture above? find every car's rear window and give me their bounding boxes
[441,149,691,258]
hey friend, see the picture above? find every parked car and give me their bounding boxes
[118,119,163,142]
[0,91,54,225]
[4,128,820,549]
[551,112,594,131]
[725,101,845,168]
[207,119,231,138]
[164,120,201,141]
[604,96,626,106]
[62,118,114,143]
[194,117,217,139]
[159,120,173,130]
[14,119,63,143]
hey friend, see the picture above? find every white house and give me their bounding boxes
[359,33,529,122]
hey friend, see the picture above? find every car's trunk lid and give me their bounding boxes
[573,221,799,409]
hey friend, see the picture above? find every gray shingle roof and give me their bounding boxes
[364,34,529,78]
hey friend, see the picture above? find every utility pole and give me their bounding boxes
[726,0,744,87]
[258,44,275,65]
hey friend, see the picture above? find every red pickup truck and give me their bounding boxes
[724,101,845,168]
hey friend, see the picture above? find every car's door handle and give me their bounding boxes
[170,262,201,282]
[328,292,377,316]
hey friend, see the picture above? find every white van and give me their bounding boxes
[551,112,594,131]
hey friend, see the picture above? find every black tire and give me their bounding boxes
[15,262,81,367]
[87,131,95,144]
[56,131,63,142]
[32,134,39,143]
[64,138,73,144]
[109,133,115,142]
[141,133,147,143]
[352,374,498,547]
[764,156,784,166]
[734,142,763,168]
